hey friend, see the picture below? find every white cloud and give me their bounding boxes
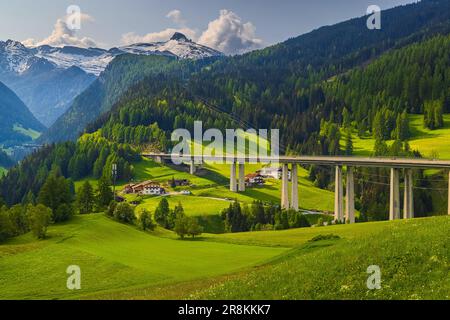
[121,27,197,45]
[23,13,97,48]
[120,9,263,55]
[198,10,263,55]
[166,9,186,27]
[120,9,197,46]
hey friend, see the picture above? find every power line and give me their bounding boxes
[180,83,288,153]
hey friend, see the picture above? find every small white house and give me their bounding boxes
[258,167,291,180]
[142,185,166,196]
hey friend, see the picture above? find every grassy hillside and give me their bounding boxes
[195,216,450,300]
[76,157,335,217]
[82,216,449,300]
[0,214,284,300]
[142,159,335,212]
[136,195,231,217]
[346,114,450,159]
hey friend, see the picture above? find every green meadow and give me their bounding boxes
[20,214,446,300]
[77,157,335,217]
[192,216,450,300]
[346,114,450,159]
[0,214,284,300]
[13,124,41,140]
[136,195,232,217]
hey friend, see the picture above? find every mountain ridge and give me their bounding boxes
[39,0,450,144]
[0,80,45,146]
[0,33,223,127]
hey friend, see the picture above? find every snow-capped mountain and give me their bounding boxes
[119,33,223,62]
[0,33,223,127]
[1,33,222,77]
[0,40,42,74]
[33,45,114,76]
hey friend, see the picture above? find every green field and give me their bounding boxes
[0,166,6,177]
[77,157,335,217]
[136,195,232,217]
[19,214,445,300]
[192,216,450,300]
[13,124,41,140]
[347,114,450,159]
[0,214,284,300]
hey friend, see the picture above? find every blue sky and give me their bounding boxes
[0,0,417,53]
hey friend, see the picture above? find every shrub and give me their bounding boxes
[174,216,203,239]
[54,204,74,222]
[0,209,13,242]
[113,202,135,224]
[187,218,203,239]
[316,218,324,227]
[309,234,341,242]
[27,205,52,239]
[174,216,189,239]
[138,209,156,231]
[106,201,117,217]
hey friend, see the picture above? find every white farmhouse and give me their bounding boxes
[258,167,291,180]
[142,185,166,196]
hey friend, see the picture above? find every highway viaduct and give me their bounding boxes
[143,154,450,223]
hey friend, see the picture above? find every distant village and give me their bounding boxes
[122,166,292,197]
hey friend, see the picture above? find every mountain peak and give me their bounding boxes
[170,32,189,42]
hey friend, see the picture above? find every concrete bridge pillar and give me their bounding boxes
[230,162,237,192]
[190,160,196,175]
[335,166,344,222]
[281,163,290,210]
[403,169,414,219]
[238,163,246,192]
[155,156,164,164]
[345,167,355,224]
[390,168,400,220]
[291,164,299,211]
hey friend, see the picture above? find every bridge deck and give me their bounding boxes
[142,154,450,169]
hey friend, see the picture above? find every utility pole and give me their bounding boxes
[112,163,117,201]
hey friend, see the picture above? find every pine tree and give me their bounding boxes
[97,177,114,209]
[345,129,353,156]
[342,107,351,128]
[27,204,52,239]
[154,198,170,228]
[138,209,156,231]
[76,181,95,214]
[38,170,73,222]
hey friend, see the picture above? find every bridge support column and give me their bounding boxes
[155,156,165,164]
[291,164,299,211]
[403,169,414,219]
[238,163,246,192]
[281,163,290,210]
[190,160,196,175]
[230,162,237,192]
[334,166,344,222]
[345,167,355,224]
[390,168,400,220]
